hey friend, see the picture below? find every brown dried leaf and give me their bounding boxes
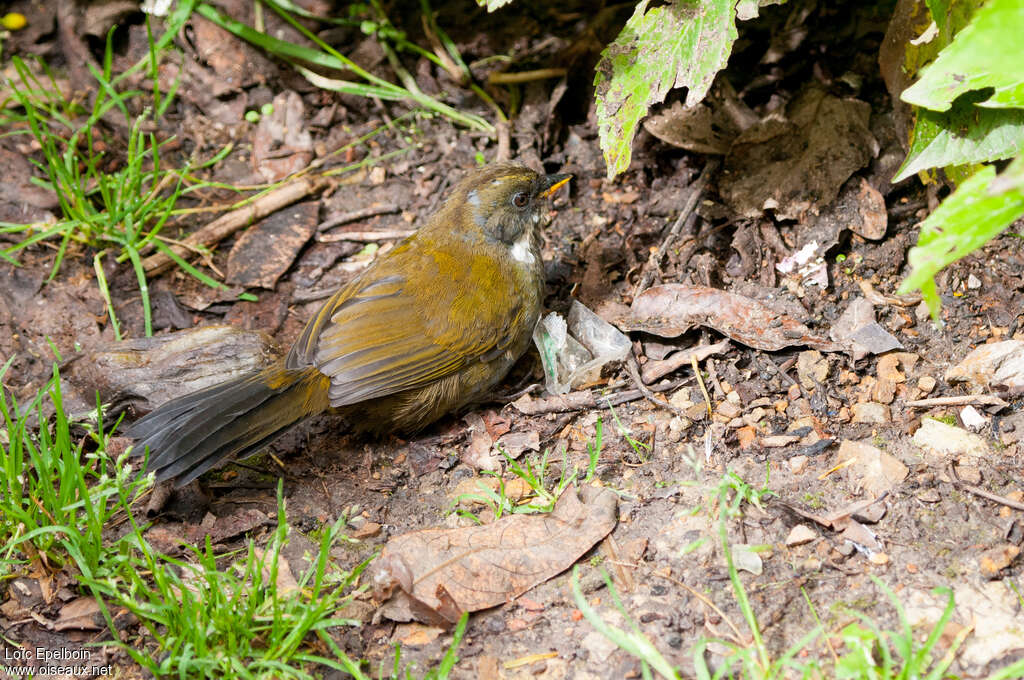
[371,485,617,623]
[54,596,102,631]
[622,285,841,352]
[719,87,877,221]
[226,201,319,289]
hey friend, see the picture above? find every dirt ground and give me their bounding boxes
[1,1,1023,678]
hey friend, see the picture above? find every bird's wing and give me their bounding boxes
[286,244,527,406]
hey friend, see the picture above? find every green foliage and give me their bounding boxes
[896,0,1024,318]
[834,577,961,680]
[902,0,1024,111]
[899,157,1024,319]
[0,12,231,338]
[594,0,737,179]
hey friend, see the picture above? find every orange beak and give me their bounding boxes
[539,173,572,198]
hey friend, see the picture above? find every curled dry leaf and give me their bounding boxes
[620,284,841,352]
[371,485,618,625]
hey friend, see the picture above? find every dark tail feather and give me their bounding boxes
[127,364,330,486]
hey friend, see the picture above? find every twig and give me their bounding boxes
[317,203,400,231]
[511,378,690,415]
[318,229,414,243]
[495,120,511,163]
[949,463,1024,511]
[641,340,731,383]
[906,394,1009,410]
[634,159,719,296]
[626,356,690,418]
[143,176,329,277]
[487,68,568,85]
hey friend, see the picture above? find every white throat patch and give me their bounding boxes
[510,233,535,265]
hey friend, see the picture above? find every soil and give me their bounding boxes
[1,1,1022,679]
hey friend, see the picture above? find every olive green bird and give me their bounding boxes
[127,164,571,485]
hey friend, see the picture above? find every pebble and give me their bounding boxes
[913,418,989,460]
[852,402,890,423]
[786,524,817,546]
[788,455,809,475]
[978,544,1020,578]
[960,405,988,431]
[917,375,937,394]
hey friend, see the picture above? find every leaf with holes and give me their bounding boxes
[594,0,737,179]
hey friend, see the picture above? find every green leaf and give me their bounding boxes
[893,93,1024,182]
[902,0,1024,111]
[594,0,737,179]
[898,157,1024,320]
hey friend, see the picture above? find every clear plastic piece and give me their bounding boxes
[533,300,631,394]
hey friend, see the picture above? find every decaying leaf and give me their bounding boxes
[371,485,618,625]
[719,87,877,220]
[594,0,737,178]
[226,201,319,289]
[619,284,841,352]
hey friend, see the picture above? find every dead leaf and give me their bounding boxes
[54,596,102,631]
[720,87,877,221]
[621,285,841,352]
[226,201,319,289]
[371,485,617,624]
[253,91,314,182]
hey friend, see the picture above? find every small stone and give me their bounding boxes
[916,488,941,503]
[914,418,989,461]
[786,524,817,546]
[350,521,381,539]
[762,434,800,447]
[737,426,757,449]
[917,376,937,394]
[955,463,982,484]
[718,400,742,419]
[774,399,789,414]
[960,405,988,431]
[978,544,1020,578]
[837,439,908,496]
[726,390,741,405]
[789,455,809,475]
[868,552,890,565]
[967,274,982,289]
[796,350,829,388]
[852,402,890,423]
[732,544,763,575]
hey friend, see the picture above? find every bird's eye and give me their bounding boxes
[511,191,529,208]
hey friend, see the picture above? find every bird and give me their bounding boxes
[127,163,571,486]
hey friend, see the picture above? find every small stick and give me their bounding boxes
[626,356,690,418]
[318,229,415,243]
[949,463,1024,511]
[641,340,730,383]
[906,394,1009,409]
[487,68,568,85]
[634,159,718,296]
[317,203,400,231]
[511,378,690,415]
[143,176,328,277]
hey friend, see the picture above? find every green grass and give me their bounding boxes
[197,0,496,132]
[0,359,467,677]
[0,8,229,338]
[450,417,604,521]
